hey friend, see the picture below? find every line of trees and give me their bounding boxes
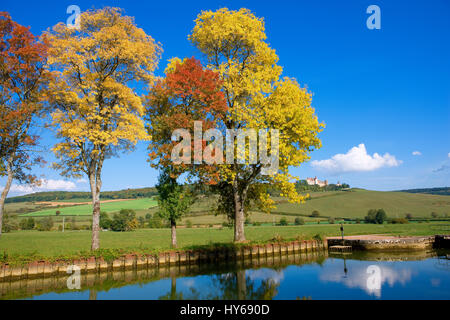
[0,7,324,250]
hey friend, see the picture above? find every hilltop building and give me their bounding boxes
[306,177,328,187]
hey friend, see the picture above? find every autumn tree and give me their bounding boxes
[0,12,49,237]
[146,57,227,180]
[188,8,324,242]
[46,7,161,250]
[146,57,226,246]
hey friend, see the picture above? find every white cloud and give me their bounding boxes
[448,152,450,158]
[319,264,414,298]
[412,151,422,156]
[311,144,402,174]
[8,179,77,194]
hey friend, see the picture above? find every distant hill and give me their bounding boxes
[397,187,450,196]
[5,187,158,203]
[272,189,450,218]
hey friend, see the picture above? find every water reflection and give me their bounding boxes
[0,250,448,300]
[319,258,415,298]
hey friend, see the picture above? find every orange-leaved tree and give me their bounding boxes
[0,12,50,236]
[46,7,161,250]
[146,57,227,181]
[146,57,227,246]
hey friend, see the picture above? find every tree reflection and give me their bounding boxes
[207,269,279,300]
[158,276,184,300]
[157,269,280,300]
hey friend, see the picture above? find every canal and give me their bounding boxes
[1,250,449,300]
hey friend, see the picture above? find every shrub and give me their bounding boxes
[2,214,18,233]
[365,209,388,224]
[37,217,54,231]
[137,216,145,228]
[110,209,137,231]
[313,233,323,241]
[431,212,438,218]
[328,217,335,224]
[55,210,61,216]
[253,221,261,226]
[148,215,164,228]
[244,218,251,225]
[19,217,35,230]
[391,218,408,224]
[355,218,361,224]
[222,221,232,228]
[100,212,112,230]
[185,219,193,228]
[294,217,305,225]
[279,218,288,226]
[405,213,413,220]
[311,210,320,218]
[127,218,139,230]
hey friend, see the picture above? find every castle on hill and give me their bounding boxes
[306,177,341,187]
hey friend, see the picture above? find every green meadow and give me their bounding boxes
[272,189,450,218]
[19,198,158,217]
[0,222,448,259]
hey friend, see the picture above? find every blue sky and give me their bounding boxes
[1,0,449,195]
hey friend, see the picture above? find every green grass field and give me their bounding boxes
[18,198,158,217]
[272,189,450,218]
[0,223,448,259]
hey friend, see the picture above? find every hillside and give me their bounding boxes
[5,187,158,203]
[272,189,450,218]
[397,187,450,196]
[5,188,450,223]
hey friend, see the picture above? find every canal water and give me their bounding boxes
[1,250,449,300]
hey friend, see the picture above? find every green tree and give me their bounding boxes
[156,168,192,248]
[99,211,112,230]
[294,217,305,225]
[110,209,137,232]
[375,209,387,224]
[365,209,377,223]
[311,210,320,218]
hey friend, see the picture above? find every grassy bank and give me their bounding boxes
[0,222,448,264]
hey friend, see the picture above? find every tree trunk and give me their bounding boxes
[89,289,97,300]
[0,156,14,238]
[236,269,246,300]
[233,179,246,242]
[171,219,177,248]
[171,275,176,299]
[89,173,102,251]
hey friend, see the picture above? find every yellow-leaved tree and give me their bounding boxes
[46,7,161,250]
[189,8,324,242]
